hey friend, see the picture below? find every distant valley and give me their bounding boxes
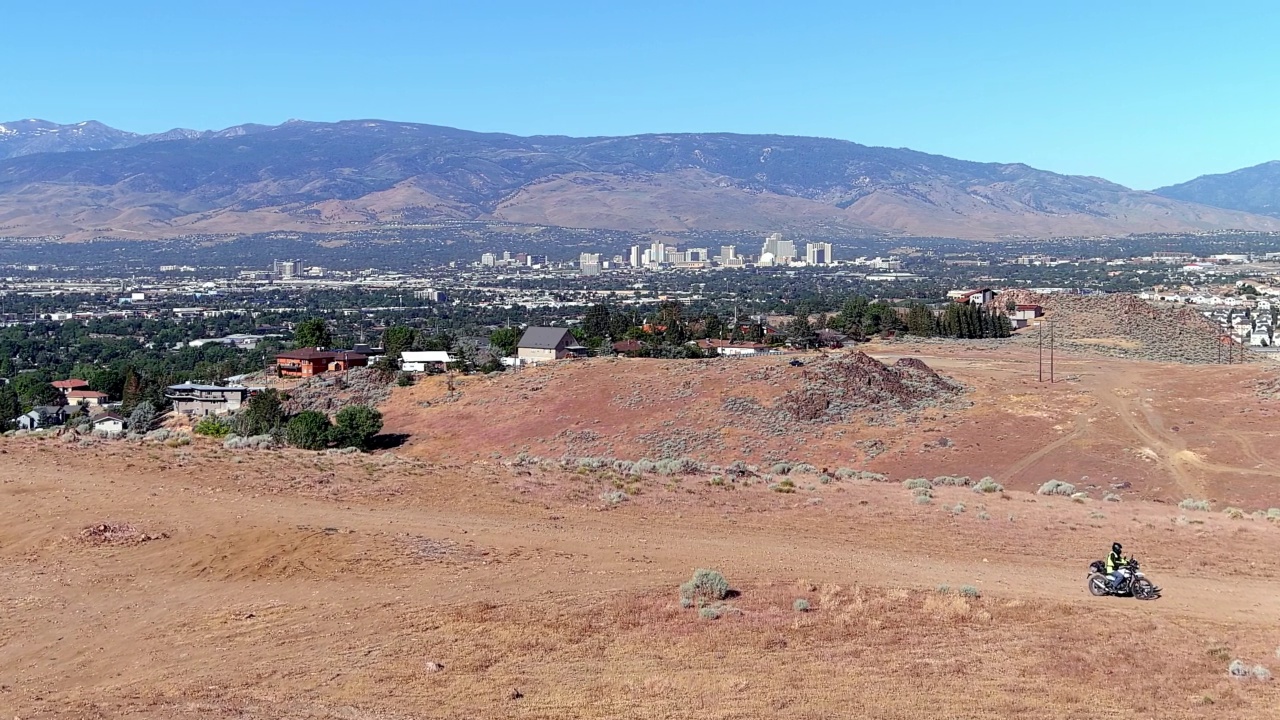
[2,118,1279,240]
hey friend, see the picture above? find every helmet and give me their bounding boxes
[1111,542,1123,555]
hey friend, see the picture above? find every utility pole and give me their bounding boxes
[1038,320,1044,382]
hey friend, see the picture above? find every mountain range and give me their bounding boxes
[1154,161,1280,219]
[1,118,1278,240]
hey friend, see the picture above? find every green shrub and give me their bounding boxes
[1179,498,1211,512]
[792,463,818,475]
[330,405,383,450]
[192,416,232,438]
[959,585,981,598]
[912,487,932,498]
[903,478,932,490]
[1037,480,1076,496]
[286,410,332,451]
[933,475,971,487]
[793,598,810,612]
[972,477,1003,494]
[396,372,414,387]
[950,503,966,514]
[770,478,796,493]
[936,585,950,594]
[1268,508,1280,522]
[699,606,722,620]
[656,457,702,475]
[977,511,991,521]
[914,495,932,505]
[679,569,730,605]
[1103,493,1121,502]
[771,462,793,475]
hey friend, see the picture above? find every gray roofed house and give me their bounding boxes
[516,327,586,364]
[16,405,68,431]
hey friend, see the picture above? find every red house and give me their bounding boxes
[275,349,368,377]
[52,379,90,398]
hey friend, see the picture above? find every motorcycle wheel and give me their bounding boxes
[1133,578,1159,600]
[1087,574,1109,597]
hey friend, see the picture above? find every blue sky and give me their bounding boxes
[5,1,1278,189]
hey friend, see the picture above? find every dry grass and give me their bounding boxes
[98,583,1278,719]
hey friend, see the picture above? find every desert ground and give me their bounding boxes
[4,343,1280,719]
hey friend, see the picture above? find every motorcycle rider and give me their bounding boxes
[1105,542,1129,591]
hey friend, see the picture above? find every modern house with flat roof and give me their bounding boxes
[165,383,252,416]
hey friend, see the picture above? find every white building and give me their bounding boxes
[399,351,457,372]
[761,233,797,263]
[805,242,833,266]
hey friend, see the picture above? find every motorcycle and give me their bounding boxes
[1087,558,1161,600]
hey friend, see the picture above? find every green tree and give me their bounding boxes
[88,368,125,399]
[702,314,724,340]
[286,410,332,450]
[0,386,20,427]
[581,304,612,340]
[236,389,286,437]
[785,316,818,349]
[293,318,332,349]
[193,416,232,438]
[128,401,157,433]
[12,374,62,409]
[330,405,384,450]
[905,303,936,337]
[489,327,520,358]
[120,366,143,412]
[382,325,417,360]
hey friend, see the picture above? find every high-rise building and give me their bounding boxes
[652,242,667,265]
[480,252,497,267]
[805,242,833,266]
[716,245,738,263]
[761,233,796,263]
[274,259,303,278]
[687,248,709,262]
[526,254,547,266]
[629,246,643,267]
[579,252,602,276]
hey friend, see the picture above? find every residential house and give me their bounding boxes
[91,413,127,434]
[695,339,772,356]
[1007,304,1044,329]
[399,351,456,373]
[65,390,108,407]
[815,329,849,348]
[275,349,369,377]
[611,339,647,355]
[52,379,90,397]
[16,405,67,430]
[948,288,997,306]
[165,383,251,416]
[516,327,586,364]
